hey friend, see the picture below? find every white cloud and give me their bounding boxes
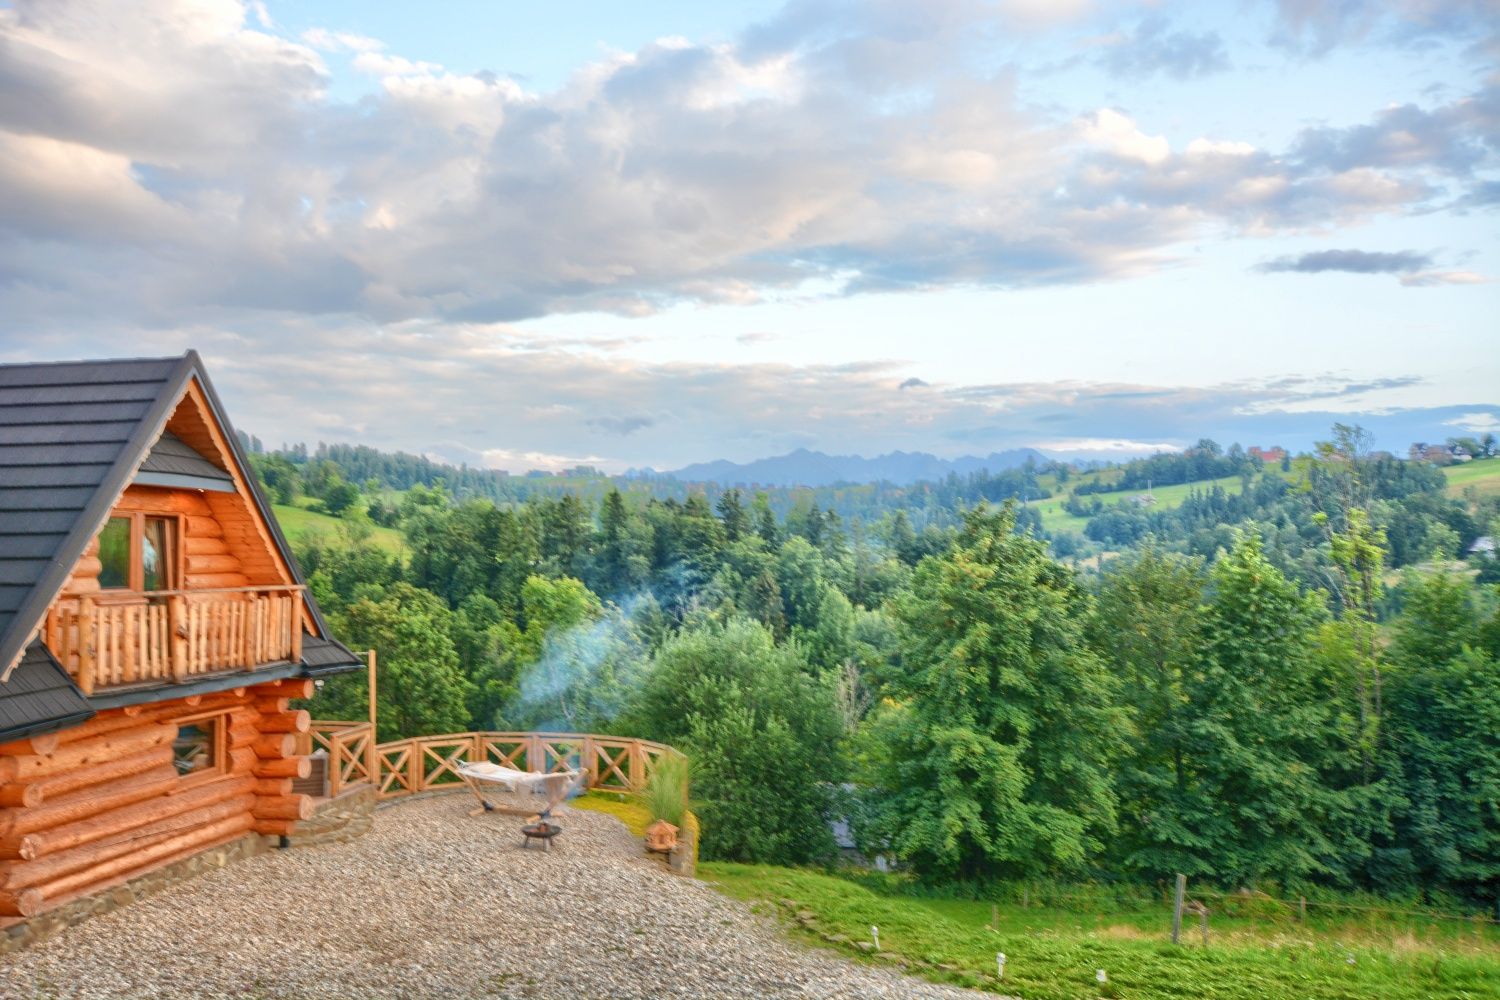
[1444,412,1500,433]
[1081,108,1171,164]
[301,27,383,52]
[1034,437,1180,453]
[1399,269,1490,286]
[1186,138,1257,157]
[0,0,1491,343]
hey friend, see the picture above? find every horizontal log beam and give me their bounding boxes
[16,777,254,861]
[253,757,310,780]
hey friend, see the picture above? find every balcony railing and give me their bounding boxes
[44,585,305,695]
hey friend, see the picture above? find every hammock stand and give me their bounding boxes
[456,761,589,820]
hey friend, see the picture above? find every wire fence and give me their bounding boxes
[984,881,1499,929]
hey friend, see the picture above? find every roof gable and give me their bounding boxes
[0,351,340,681]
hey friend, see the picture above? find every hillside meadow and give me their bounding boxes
[705,863,1500,1000]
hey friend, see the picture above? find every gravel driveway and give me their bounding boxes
[1,794,989,1000]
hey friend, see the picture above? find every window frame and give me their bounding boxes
[171,709,230,788]
[94,510,185,597]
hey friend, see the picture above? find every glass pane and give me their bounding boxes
[97,517,131,589]
[142,517,172,591]
[173,719,218,775]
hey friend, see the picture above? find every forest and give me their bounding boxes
[248,428,1500,909]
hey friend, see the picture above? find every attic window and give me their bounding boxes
[94,513,180,592]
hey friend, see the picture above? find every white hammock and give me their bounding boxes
[457,761,587,818]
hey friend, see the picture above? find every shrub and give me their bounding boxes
[642,752,690,829]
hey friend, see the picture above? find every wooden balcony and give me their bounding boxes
[42,585,305,695]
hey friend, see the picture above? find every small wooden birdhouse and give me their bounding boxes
[645,818,679,853]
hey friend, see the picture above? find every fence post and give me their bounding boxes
[1172,874,1186,945]
[365,724,377,789]
[76,597,96,696]
[408,738,421,793]
[169,595,188,682]
[329,730,344,797]
[1299,897,1307,922]
[1200,907,1209,947]
[629,740,644,790]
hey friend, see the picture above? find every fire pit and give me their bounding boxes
[521,819,562,851]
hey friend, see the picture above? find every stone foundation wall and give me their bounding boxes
[1,833,271,955]
[283,784,376,848]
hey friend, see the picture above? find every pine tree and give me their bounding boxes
[716,488,747,543]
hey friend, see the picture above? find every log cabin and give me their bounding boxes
[0,352,363,925]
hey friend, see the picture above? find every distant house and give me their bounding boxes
[1409,443,1452,464]
[1470,536,1496,559]
[1130,493,1157,507]
[1449,445,1473,463]
[0,352,363,927]
[1248,446,1286,463]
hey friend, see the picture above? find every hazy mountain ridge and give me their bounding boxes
[659,447,1050,486]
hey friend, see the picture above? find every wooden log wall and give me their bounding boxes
[0,678,316,924]
[166,383,294,587]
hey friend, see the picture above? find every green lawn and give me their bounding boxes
[269,502,405,553]
[702,863,1500,1000]
[1443,458,1500,499]
[571,791,653,836]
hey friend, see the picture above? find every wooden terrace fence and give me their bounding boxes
[303,724,682,801]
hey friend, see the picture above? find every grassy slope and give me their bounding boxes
[269,502,405,553]
[571,792,652,837]
[1443,458,1500,499]
[1033,459,1313,538]
[702,863,1500,1000]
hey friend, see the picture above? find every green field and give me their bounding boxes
[269,502,405,553]
[1033,459,1313,538]
[702,863,1500,1000]
[1443,458,1500,499]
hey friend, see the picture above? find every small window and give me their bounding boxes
[90,512,180,593]
[172,714,225,780]
[98,517,131,589]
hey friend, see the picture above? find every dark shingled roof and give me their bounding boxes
[300,635,365,676]
[0,352,362,739]
[0,643,95,744]
[140,430,233,484]
[0,356,187,659]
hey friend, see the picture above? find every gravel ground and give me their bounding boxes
[0,794,991,1000]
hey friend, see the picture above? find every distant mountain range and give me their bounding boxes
[655,447,1049,486]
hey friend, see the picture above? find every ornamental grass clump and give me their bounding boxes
[642,752,690,829]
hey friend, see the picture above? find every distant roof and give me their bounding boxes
[0,352,361,733]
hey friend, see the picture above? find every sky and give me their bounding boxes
[0,0,1496,472]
